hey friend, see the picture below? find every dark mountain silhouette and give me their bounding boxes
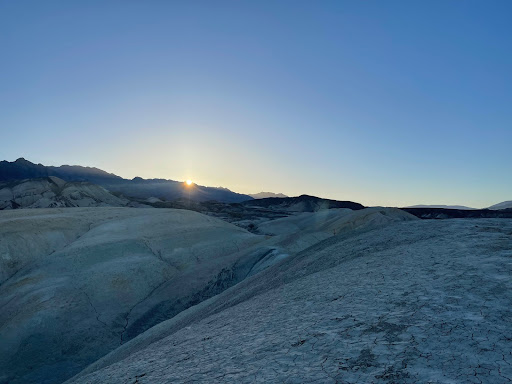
[0,158,252,203]
[241,194,365,212]
[402,207,512,219]
[0,158,49,180]
[48,164,124,185]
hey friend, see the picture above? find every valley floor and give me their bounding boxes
[69,219,512,383]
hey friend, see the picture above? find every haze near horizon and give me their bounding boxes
[1,1,511,207]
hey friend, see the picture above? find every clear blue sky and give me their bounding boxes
[1,1,511,207]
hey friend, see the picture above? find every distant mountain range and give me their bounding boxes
[0,158,252,203]
[406,204,476,210]
[1,158,510,209]
[488,201,512,210]
[406,201,512,210]
[402,207,512,219]
[249,192,288,199]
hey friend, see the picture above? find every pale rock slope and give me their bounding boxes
[69,217,512,384]
[0,177,129,210]
[0,208,265,384]
[253,208,414,258]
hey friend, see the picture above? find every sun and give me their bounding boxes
[186,179,193,186]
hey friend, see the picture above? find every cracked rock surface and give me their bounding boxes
[68,219,512,384]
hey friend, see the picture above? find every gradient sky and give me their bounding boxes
[1,1,511,207]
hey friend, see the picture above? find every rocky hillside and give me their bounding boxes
[0,177,130,209]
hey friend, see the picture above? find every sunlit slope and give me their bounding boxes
[70,218,512,384]
[0,208,264,384]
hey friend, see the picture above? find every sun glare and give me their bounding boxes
[186,180,193,186]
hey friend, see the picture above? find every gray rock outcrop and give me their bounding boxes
[0,177,129,210]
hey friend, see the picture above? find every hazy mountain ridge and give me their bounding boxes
[49,164,124,184]
[488,200,512,210]
[0,159,252,203]
[406,204,476,210]
[249,192,288,199]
